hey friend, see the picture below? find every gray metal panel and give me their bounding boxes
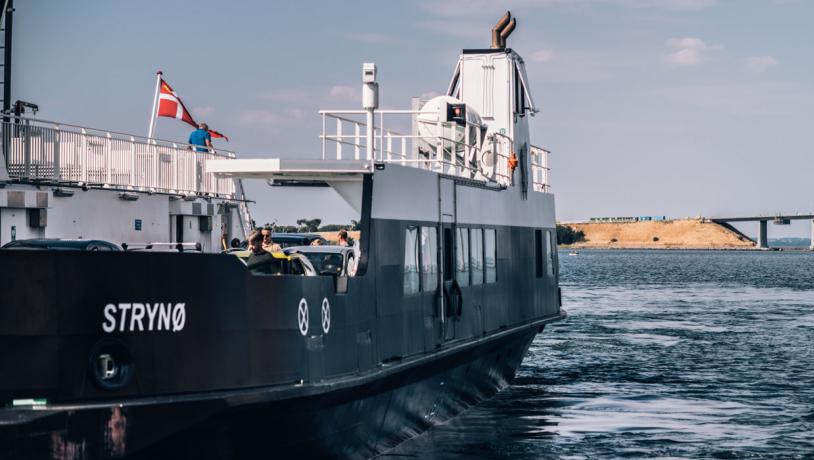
[370,164,439,223]
[36,192,48,208]
[456,184,555,228]
[440,178,455,223]
[7,191,24,208]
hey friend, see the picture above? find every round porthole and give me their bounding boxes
[89,341,134,391]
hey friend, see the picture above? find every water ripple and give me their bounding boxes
[383,250,814,459]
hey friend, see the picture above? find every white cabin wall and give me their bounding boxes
[47,190,171,245]
[0,184,243,250]
[0,208,40,243]
[460,53,513,139]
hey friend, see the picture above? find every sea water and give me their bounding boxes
[383,250,814,459]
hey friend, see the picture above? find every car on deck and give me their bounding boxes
[229,249,317,276]
[270,233,328,248]
[285,245,357,277]
[1,238,123,251]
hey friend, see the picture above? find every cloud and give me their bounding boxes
[345,32,399,44]
[259,88,313,103]
[421,0,716,19]
[602,0,717,10]
[192,106,215,117]
[530,49,555,62]
[654,82,812,117]
[525,49,621,82]
[746,56,778,73]
[328,85,357,100]
[418,19,483,39]
[663,37,714,67]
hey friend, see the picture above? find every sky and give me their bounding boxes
[13,0,814,237]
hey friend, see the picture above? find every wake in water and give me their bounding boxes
[383,250,814,459]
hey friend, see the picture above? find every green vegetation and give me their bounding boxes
[556,225,585,245]
[262,218,360,233]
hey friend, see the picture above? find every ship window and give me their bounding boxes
[535,229,543,278]
[455,227,470,287]
[420,226,438,292]
[470,228,483,285]
[404,227,420,295]
[546,230,556,277]
[485,228,497,283]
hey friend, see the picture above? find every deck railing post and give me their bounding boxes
[105,132,112,186]
[336,118,342,159]
[152,141,158,190]
[53,126,61,181]
[80,128,88,183]
[172,143,178,193]
[435,120,443,173]
[321,113,326,160]
[129,137,136,189]
[22,119,30,178]
[354,123,360,160]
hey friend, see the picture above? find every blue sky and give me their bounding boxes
[14,0,814,236]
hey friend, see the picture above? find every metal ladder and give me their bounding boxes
[235,178,254,238]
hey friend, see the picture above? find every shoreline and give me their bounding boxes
[559,245,812,252]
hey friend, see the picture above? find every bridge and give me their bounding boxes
[710,214,814,250]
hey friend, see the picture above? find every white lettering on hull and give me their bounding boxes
[102,303,186,333]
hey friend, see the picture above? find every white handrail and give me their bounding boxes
[2,117,238,197]
[319,109,551,192]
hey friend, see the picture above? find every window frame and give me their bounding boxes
[484,228,497,284]
[403,226,420,295]
[420,225,438,293]
[455,226,470,287]
[535,229,543,278]
[469,227,484,285]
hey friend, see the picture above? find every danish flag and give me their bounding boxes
[157,78,196,127]
[155,76,229,140]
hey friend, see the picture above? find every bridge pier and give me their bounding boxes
[811,219,814,251]
[757,220,768,249]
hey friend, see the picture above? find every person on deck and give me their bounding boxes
[261,227,282,252]
[337,229,350,247]
[247,232,275,274]
[188,123,213,153]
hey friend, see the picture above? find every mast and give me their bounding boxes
[2,0,12,115]
[0,0,12,178]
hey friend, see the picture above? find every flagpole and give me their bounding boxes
[147,70,163,141]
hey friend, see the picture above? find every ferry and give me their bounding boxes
[0,9,564,459]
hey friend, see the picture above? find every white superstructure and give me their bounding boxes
[0,117,250,250]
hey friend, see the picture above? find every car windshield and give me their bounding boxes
[304,253,345,275]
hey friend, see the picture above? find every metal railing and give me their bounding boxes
[1,116,237,197]
[319,110,550,192]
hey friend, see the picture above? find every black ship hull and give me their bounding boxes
[0,173,563,458]
[1,319,558,459]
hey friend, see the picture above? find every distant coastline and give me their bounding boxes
[558,218,757,250]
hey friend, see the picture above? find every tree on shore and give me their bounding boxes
[556,225,585,245]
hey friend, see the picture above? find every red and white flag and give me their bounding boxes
[151,74,229,141]
[157,78,197,127]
